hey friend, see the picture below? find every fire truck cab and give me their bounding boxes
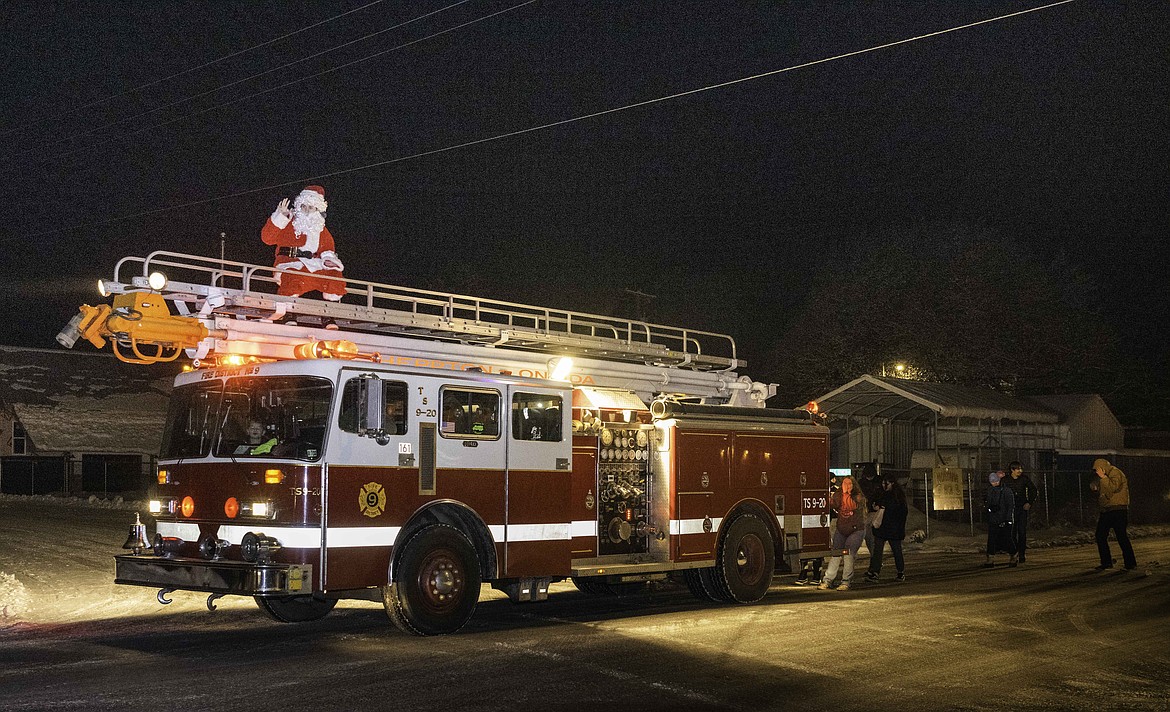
[61,252,831,635]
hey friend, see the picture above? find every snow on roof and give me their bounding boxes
[1,346,178,454]
[0,345,176,406]
[12,394,170,455]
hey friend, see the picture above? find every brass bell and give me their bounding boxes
[122,513,151,555]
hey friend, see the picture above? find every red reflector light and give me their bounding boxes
[181,496,195,518]
[224,497,240,518]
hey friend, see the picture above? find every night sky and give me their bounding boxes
[4,1,1167,401]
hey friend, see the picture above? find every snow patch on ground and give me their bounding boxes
[0,572,30,627]
[0,493,143,510]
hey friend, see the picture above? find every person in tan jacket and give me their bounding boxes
[1089,457,1137,571]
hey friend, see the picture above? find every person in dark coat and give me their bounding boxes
[1002,461,1038,563]
[857,462,883,556]
[985,471,1017,568]
[865,475,908,582]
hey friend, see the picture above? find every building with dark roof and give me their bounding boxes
[811,375,1170,525]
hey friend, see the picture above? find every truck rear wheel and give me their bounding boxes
[713,514,775,603]
[383,524,480,636]
[255,594,336,623]
[573,577,649,597]
[571,576,611,595]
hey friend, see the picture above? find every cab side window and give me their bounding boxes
[440,389,500,439]
[512,392,563,442]
[339,378,408,435]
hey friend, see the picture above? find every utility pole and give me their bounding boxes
[623,288,656,322]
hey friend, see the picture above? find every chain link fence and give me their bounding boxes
[0,455,154,498]
[898,465,1170,536]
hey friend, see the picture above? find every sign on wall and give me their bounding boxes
[932,466,965,511]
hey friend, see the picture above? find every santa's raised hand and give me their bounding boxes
[275,197,292,221]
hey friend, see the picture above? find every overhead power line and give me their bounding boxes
[5,0,526,173]
[2,0,473,164]
[0,0,387,140]
[23,0,1077,241]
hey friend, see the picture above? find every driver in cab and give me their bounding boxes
[244,420,279,455]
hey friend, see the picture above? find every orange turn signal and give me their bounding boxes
[264,469,285,485]
[180,496,195,518]
[224,497,240,518]
[157,469,169,485]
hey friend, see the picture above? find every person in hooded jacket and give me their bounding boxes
[985,470,1017,567]
[865,475,908,582]
[1002,461,1038,563]
[1089,457,1137,571]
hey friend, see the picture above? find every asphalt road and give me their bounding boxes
[2,503,1168,711]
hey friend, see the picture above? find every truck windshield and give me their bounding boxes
[161,376,333,461]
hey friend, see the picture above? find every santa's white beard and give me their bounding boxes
[291,211,325,252]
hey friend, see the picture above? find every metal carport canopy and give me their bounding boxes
[812,375,1061,424]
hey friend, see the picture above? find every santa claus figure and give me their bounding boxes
[261,185,346,301]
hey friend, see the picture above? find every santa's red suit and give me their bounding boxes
[261,185,346,301]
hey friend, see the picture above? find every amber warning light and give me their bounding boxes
[293,340,380,362]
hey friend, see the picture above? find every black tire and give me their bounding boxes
[572,576,649,597]
[383,524,480,636]
[683,567,729,602]
[255,594,336,623]
[571,576,611,596]
[713,514,776,603]
[604,581,649,597]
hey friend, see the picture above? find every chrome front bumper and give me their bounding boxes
[114,555,312,595]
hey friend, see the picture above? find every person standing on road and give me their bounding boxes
[1089,457,1137,571]
[858,462,882,557]
[865,475,908,582]
[985,471,1017,568]
[1002,461,1038,563]
[795,472,838,585]
[818,475,867,591]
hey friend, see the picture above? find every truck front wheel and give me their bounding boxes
[255,594,336,622]
[383,524,481,636]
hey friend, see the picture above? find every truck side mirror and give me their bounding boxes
[357,376,390,445]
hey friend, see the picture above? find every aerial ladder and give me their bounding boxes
[57,251,778,405]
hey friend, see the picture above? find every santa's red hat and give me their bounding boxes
[294,185,328,212]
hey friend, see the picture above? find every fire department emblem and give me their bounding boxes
[359,482,386,518]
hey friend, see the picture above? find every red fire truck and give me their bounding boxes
[58,252,831,635]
